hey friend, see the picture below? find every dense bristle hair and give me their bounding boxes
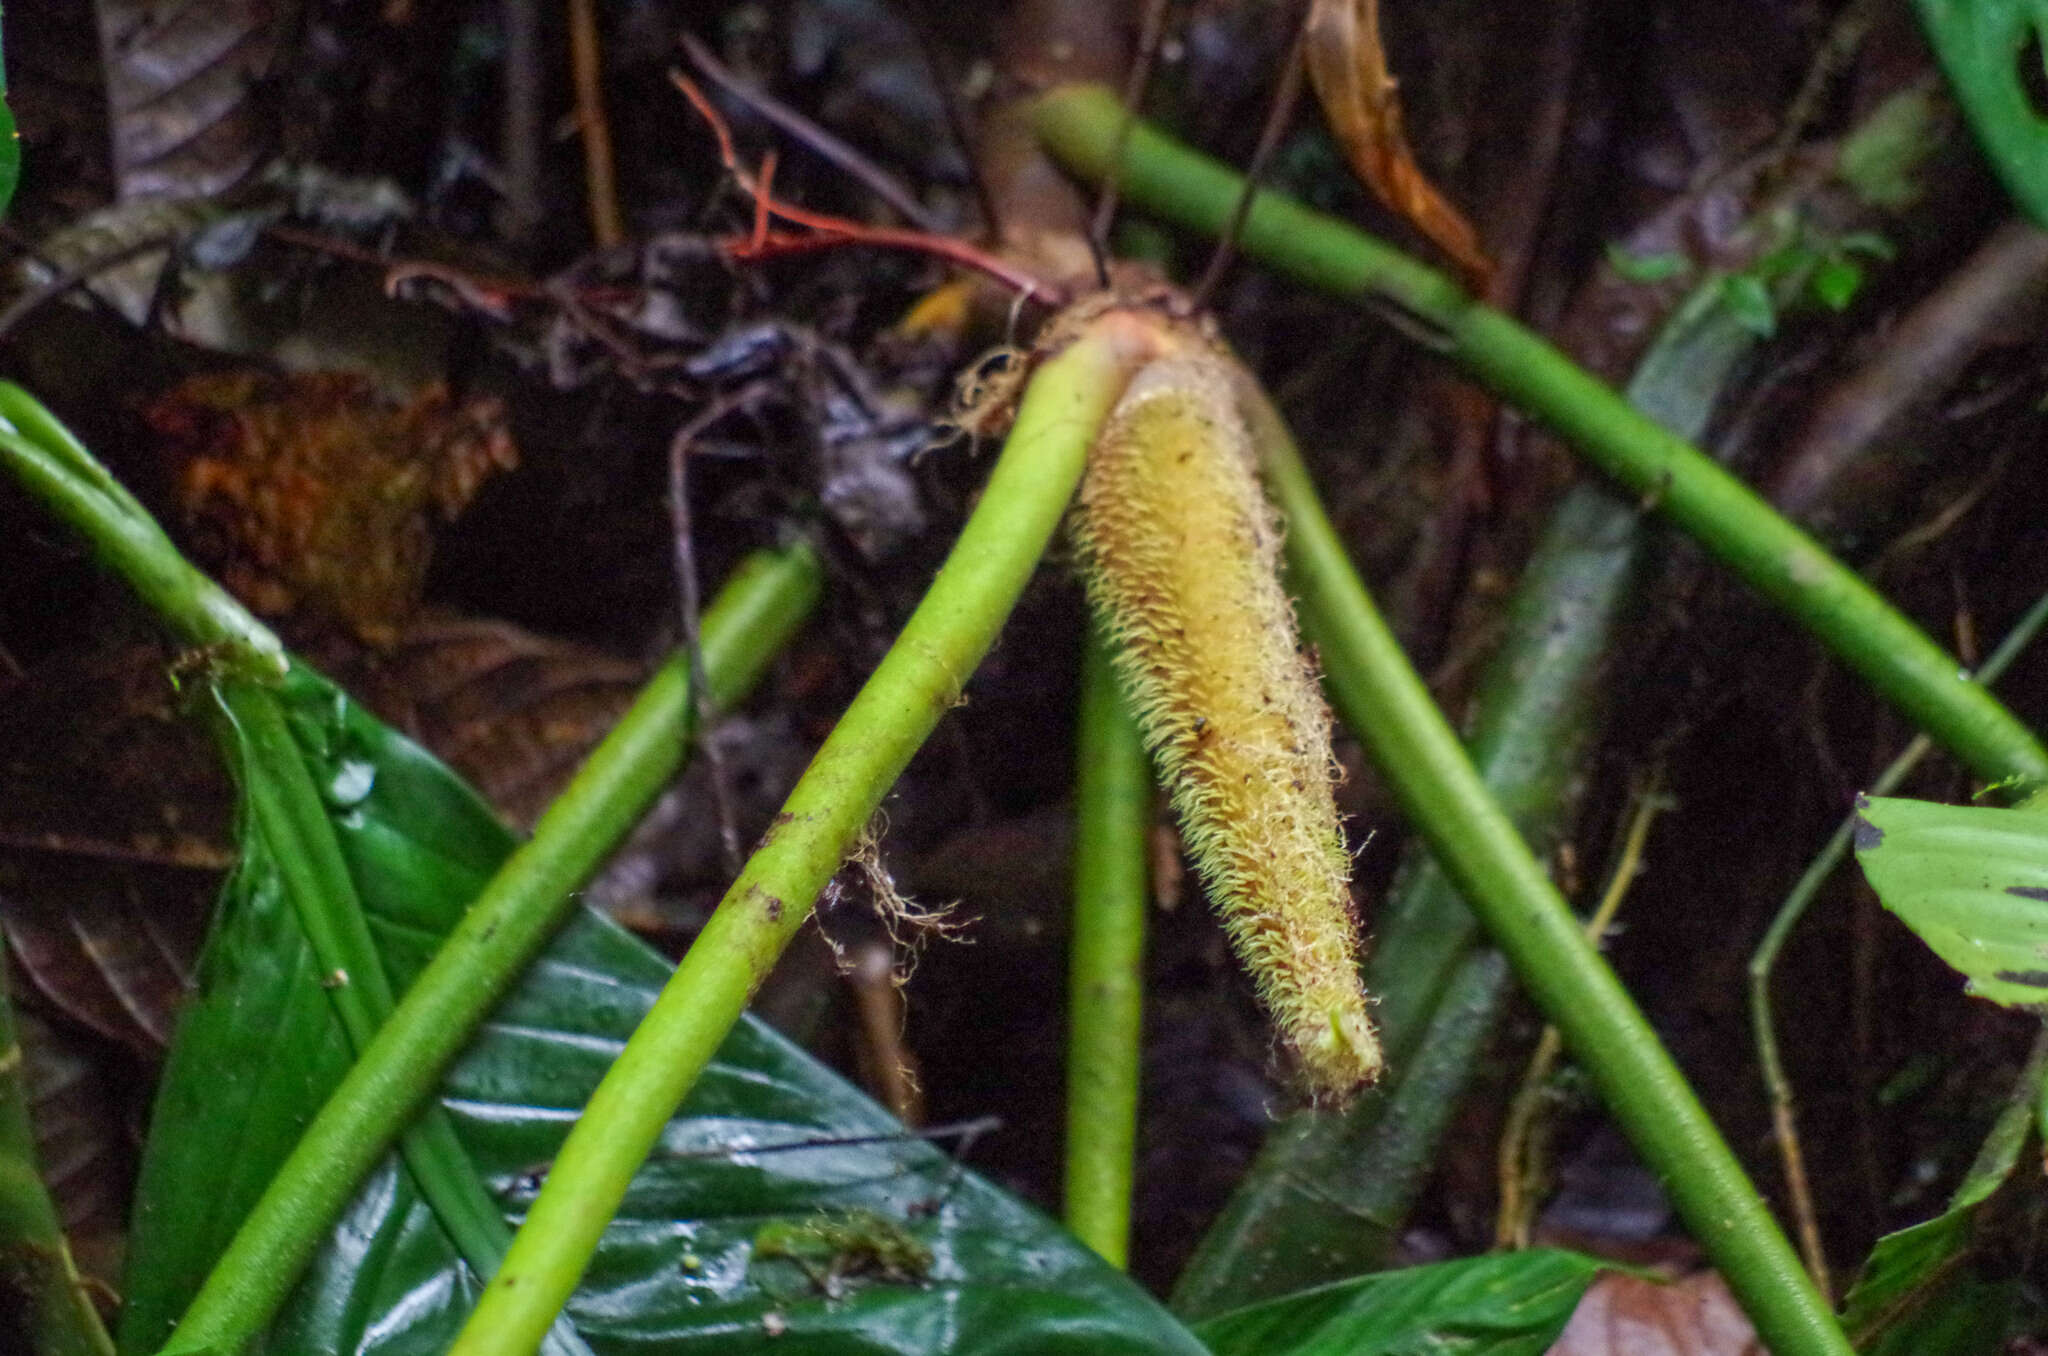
[1070,349,1380,1099]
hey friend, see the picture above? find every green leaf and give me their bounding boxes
[1836,85,1952,211]
[1718,273,1778,338]
[1913,0,2048,227]
[1602,243,1691,284]
[1838,1031,2044,1355]
[1192,1250,1602,1356]
[1810,257,1865,312]
[0,19,18,222]
[1834,231,1899,262]
[121,666,1205,1356]
[1853,795,2048,1008]
[1841,1215,2015,1356]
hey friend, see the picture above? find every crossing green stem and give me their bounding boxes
[158,545,820,1356]
[444,319,1154,1356]
[1032,84,2048,790]
[1064,629,1152,1267]
[1239,385,1855,1356]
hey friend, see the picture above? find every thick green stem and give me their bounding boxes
[1178,275,1765,1314]
[0,942,116,1356]
[445,320,1154,1356]
[0,386,283,674]
[158,545,819,1356]
[0,380,819,1355]
[210,679,521,1287]
[1064,628,1151,1268]
[1032,84,2048,790]
[1243,389,1854,1356]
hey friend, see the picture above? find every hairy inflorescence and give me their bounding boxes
[1068,334,1379,1099]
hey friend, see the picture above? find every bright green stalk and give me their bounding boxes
[1064,628,1151,1268]
[0,381,817,1355]
[0,385,284,673]
[1239,387,1854,1356]
[0,384,526,1332]
[446,322,1150,1356]
[209,679,521,1286]
[158,545,818,1356]
[1178,272,1768,1314]
[0,940,116,1356]
[1033,84,2048,790]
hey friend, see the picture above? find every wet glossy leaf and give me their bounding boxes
[1853,795,2048,1008]
[120,666,1207,1355]
[1913,1,2048,227]
[1192,1249,1602,1356]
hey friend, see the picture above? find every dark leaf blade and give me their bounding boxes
[123,667,1206,1355]
[1837,1031,2044,1355]
[93,0,284,199]
[0,63,17,223]
[1192,1249,1602,1356]
[1913,1,2048,229]
[118,847,355,1354]
[1840,1212,2013,1356]
[1854,795,2048,1007]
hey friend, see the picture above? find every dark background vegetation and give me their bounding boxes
[2,0,2045,1336]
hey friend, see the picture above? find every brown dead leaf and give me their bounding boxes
[18,1003,139,1283]
[1302,0,1493,288]
[148,371,518,646]
[1548,1270,1764,1356]
[96,0,286,200]
[315,613,646,830]
[3,871,203,1058]
[0,646,233,873]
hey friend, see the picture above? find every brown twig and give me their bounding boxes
[849,940,925,1125]
[569,0,626,247]
[666,386,771,878]
[500,0,544,238]
[681,33,943,234]
[1496,776,1665,1249]
[1087,0,1173,282]
[912,27,1005,244]
[1191,24,1309,311]
[1768,1050,1835,1297]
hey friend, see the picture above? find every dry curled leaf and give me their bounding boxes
[149,371,518,645]
[1548,1270,1763,1356]
[95,0,286,200]
[1303,0,1492,287]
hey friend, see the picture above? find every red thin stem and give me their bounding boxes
[670,71,1064,305]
